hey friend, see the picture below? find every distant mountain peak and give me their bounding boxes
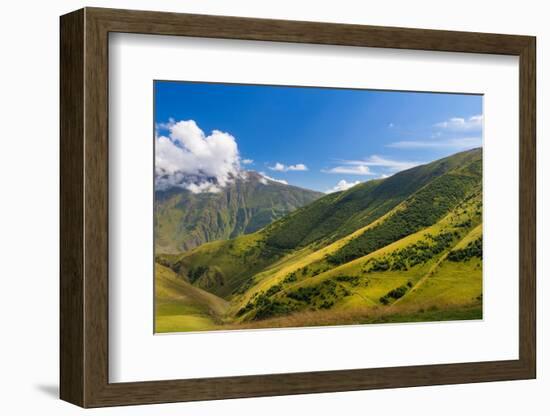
[155,172,323,253]
[243,170,264,181]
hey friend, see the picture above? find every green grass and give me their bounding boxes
[393,230,482,311]
[155,149,484,333]
[357,304,482,324]
[265,148,481,250]
[156,308,219,333]
[396,257,482,309]
[154,263,228,333]
[238,189,480,320]
[327,161,481,265]
[220,303,482,330]
[157,232,285,298]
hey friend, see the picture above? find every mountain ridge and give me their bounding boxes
[155,148,483,332]
[155,171,323,253]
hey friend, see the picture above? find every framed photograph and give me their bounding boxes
[60,7,536,408]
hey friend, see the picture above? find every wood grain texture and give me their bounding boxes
[83,10,110,406]
[59,8,84,407]
[88,7,532,54]
[518,38,536,375]
[59,7,537,408]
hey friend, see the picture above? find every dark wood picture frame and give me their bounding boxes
[60,7,536,408]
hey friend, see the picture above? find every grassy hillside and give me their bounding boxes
[155,263,229,332]
[156,148,483,332]
[326,156,481,265]
[231,187,482,324]
[264,148,481,249]
[157,232,286,298]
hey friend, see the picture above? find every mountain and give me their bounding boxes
[155,171,324,253]
[155,148,483,332]
[264,147,481,250]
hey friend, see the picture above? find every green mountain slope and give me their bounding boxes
[264,148,481,249]
[155,263,229,332]
[156,148,483,331]
[231,180,482,323]
[155,171,323,253]
[326,155,481,265]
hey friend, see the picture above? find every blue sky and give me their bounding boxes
[154,81,482,193]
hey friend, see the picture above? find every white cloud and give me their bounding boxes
[155,119,241,193]
[259,172,288,185]
[242,158,254,165]
[387,137,481,150]
[289,163,308,171]
[155,117,176,132]
[269,162,308,172]
[326,179,361,193]
[359,155,420,171]
[323,165,374,175]
[184,182,223,194]
[269,162,286,171]
[323,155,420,175]
[434,114,483,131]
[387,114,482,151]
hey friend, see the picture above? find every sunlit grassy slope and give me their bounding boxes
[155,263,228,333]
[156,148,483,332]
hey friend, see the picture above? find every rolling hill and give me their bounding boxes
[155,148,483,332]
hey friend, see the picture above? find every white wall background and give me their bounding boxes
[0,0,545,414]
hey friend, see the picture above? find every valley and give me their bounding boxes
[155,148,483,332]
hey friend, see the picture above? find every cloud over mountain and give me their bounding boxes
[326,179,361,193]
[155,119,242,193]
[259,172,288,185]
